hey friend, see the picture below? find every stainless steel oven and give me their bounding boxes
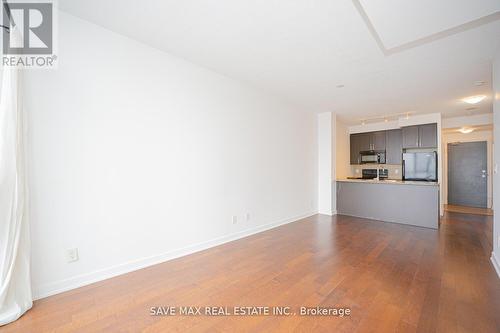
[360,151,386,164]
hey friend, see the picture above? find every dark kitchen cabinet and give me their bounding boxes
[402,126,419,148]
[372,131,386,151]
[386,129,402,164]
[358,133,372,151]
[349,134,358,164]
[350,133,371,164]
[418,123,438,148]
[350,132,386,164]
[350,134,363,164]
[350,123,437,165]
[354,132,385,152]
[402,123,437,149]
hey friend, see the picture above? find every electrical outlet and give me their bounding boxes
[245,213,250,222]
[66,248,79,263]
[355,169,360,174]
[232,216,238,224]
[395,169,399,174]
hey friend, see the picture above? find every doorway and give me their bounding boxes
[447,141,487,208]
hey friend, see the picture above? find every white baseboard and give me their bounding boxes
[33,211,317,300]
[491,252,500,279]
[318,210,337,216]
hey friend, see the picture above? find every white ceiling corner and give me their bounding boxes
[59,1,500,124]
[357,0,500,53]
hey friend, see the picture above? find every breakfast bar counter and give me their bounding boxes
[336,179,440,229]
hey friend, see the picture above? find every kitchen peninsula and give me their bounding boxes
[336,179,439,229]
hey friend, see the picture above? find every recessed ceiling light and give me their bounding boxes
[336,84,345,88]
[458,127,474,134]
[473,81,485,86]
[462,95,486,104]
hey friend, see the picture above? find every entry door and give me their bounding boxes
[448,141,487,208]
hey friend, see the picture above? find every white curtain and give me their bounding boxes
[0,29,33,326]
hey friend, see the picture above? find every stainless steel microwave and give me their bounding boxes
[360,151,386,164]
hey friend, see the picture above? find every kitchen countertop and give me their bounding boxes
[336,179,439,229]
[336,178,439,186]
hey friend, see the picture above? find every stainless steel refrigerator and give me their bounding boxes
[402,151,437,181]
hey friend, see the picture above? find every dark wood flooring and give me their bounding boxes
[2,212,499,332]
[444,204,493,216]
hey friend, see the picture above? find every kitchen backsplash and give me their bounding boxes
[349,164,403,180]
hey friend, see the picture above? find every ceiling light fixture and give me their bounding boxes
[458,127,474,134]
[462,95,486,104]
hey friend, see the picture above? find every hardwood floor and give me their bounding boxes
[2,213,499,332]
[444,204,493,216]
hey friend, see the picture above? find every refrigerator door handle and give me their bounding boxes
[402,160,405,180]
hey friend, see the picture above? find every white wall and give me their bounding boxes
[492,50,500,277]
[318,112,335,215]
[349,120,399,134]
[335,119,350,180]
[442,114,493,129]
[442,130,493,208]
[24,13,318,299]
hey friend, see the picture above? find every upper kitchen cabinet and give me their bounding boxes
[385,129,402,164]
[357,133,372,151]
[350,132,387,164]
[418,123,438,148]
[372,131,386,151]
[349,134,359,164]
[402,126,419,148]
[402,123,437,149]
[353,132,385,151]
[350,134,368,164]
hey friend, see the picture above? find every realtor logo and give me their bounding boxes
[2,0,57,68]
[3,2,53,54]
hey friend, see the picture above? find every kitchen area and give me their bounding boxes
[336,123,440,229]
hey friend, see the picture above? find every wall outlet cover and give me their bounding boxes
[66,248,79,263]
[232,216,237,224]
